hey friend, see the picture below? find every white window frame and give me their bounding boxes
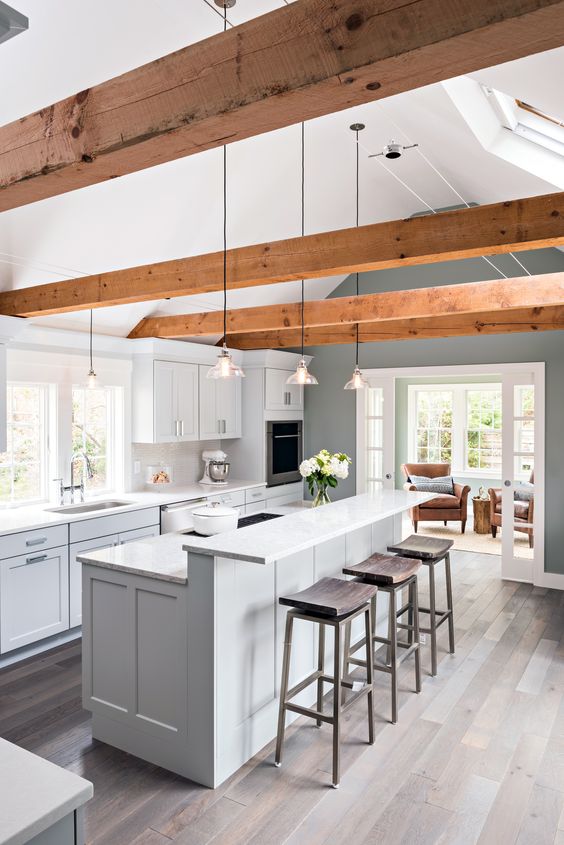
[71,383,124,497]
[0,381,52,506]
[407,382,505,479]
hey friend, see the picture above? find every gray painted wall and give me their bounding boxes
[302,248,564,574]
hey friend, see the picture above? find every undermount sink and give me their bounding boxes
[46,500,133,515]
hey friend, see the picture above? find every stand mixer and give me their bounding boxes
[200,449,230,485]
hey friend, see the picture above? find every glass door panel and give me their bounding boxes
[358,377,395,493]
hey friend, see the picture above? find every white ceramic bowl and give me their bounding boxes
[192,502,239,535]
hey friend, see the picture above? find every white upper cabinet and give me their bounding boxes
[199,366,242,440]
[264,368,303,412]
[133,359,198,443]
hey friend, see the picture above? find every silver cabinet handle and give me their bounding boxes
[26,536,47,547]
[218,419,221,434]
[222,419,226,434]
[180,419,184,436]
[174,420,178,437]
[26,553,48,564]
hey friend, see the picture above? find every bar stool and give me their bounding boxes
[342,553,422,724]
[275,577,377,788]
[387,535,454,676]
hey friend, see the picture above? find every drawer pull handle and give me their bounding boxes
[26,554,48,564]
[26,536,47,546]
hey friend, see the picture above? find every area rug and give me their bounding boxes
[402,516,534,560]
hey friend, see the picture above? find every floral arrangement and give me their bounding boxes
[299,450,352,507]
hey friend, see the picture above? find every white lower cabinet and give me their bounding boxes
[69,525,160,628]
[244,500,266,515]
[0,546,69,653]
[69,535,119,629]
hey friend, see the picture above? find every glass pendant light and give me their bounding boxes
[86,309,98,389]
[344,123,368,391]
[286,122,318,387]
[207,3,245,380]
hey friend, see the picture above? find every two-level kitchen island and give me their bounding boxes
[79,490,433,788]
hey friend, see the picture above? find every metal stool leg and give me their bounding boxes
[428,563,438,676]
[412,578,421,693]
[389,588,398,724]
[364,606,375,744]
[407,582,414,646]
[316,623,326,726]
[275,613,294,766]
[332,622,342,788]
[386,591,394,667]
[445,553,455,655]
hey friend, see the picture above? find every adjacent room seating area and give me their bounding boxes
[402,462,471,534]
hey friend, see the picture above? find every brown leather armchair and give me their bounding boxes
[402,462,471,534]
[488,470,534,549]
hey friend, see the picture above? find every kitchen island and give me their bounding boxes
[79,490,433,788]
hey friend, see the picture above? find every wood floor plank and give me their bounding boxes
[516,638,559,694]
[436,774,499,845]
[516,784,564,844]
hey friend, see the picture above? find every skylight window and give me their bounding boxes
[482,86,564,157]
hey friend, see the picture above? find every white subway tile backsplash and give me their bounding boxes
[131,440,222,490]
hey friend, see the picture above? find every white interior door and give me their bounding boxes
[501,369,544,582]
[356,377,395,493]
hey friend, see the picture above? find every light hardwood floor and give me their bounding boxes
[1,551,563,845]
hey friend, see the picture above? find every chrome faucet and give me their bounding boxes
[70,451,94,503]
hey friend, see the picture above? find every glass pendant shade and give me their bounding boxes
[207,344,245,379]
[344,364,368,390]
[286,357,318,386]
[87,368,98,389]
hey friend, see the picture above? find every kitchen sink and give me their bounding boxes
[46,500,133,515]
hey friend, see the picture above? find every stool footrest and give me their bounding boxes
[286,702,333,725]
[418,608,452,631]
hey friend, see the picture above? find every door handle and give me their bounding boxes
[26,553,48,564]
[504,480,512,487]
[385,473,392,480]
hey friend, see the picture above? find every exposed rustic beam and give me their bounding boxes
[3,192,564,318]
[127,274,564,339]
[226,306,564,348]
[2,0,564,212]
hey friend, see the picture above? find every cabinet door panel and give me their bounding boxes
[70,536,118,628]
[217,377,241,439]
[154,361,177,443]
[265,368,290,411]
[1,546,69,653]
[176,363,199,441]
[198,365,219,440]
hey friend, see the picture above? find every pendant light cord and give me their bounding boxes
[222,6,228,345]
[301,121,305,358]
[89,309,93,372]
[355,129,360,366]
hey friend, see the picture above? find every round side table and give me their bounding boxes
[472,497,490,534]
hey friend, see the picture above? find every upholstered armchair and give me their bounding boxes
[488,470,534,549]
[401,462,471,534]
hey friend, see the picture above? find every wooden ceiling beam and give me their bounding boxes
[127,274,564,339]
[2,0,564,212]
[226,306,564,349]
[3,191,564,318]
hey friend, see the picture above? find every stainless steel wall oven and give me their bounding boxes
[266,421,303,486]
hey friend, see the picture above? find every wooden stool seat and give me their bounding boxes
[279,576,377,617]
[387,534,453,561]
[388,535,455,676]
[343,553,421,585]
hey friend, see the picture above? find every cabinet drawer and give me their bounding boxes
[0,524,68,561]
[70,507,160,543]
[245,486,267,504]
[0,545,69,653]
[207,490,245,509]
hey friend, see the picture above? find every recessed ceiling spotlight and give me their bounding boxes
[369,140,419,160]
[0,1,28,46]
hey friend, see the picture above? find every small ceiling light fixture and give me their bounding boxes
[369,139,419,160]
[208,0,245,381]
[287,122,318,387]
[87,310,98,389]
[344,123,368,391]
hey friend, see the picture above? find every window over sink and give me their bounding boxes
[0,383,49,505]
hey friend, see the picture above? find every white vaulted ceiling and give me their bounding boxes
[0,1,563,339]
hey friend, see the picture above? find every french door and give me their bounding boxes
[357,364,545,585]
[356,376,395,493]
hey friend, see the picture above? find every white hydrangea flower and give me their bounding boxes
[299,459,315,478]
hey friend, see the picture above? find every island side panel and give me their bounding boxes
[82,563,211,784]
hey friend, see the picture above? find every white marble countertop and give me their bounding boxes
[0,479,265,538]
[183,490,434,564]
[78,491,433,581]
[0,738,93,845]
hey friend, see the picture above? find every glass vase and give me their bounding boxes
[312,487,331,507]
